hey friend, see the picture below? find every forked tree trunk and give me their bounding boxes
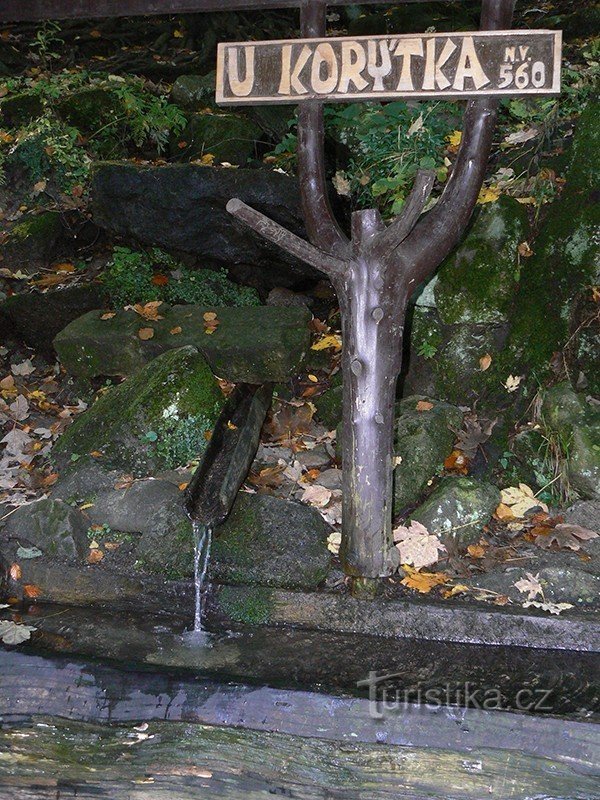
[228,0,515,579]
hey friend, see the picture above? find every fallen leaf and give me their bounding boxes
[495,502,516,522]
[455,414,497,460]
[307,374,319,383]
[248,465,284,490]
[11,359,35,377]
[87,549,104,564]
[100,312,116,320]
[444,449,469,474]
[400,565,448,594]
[16,546,42,559]
[301,484,332,508]
[9,563,22,581]
[170,326,182,335]
[479,353,492,371]
[442,583,469,598]
[467,544,487,559]
[503,374,522,393]
[393,521,446,570]
[518,241,533,258]
[503,127,538,146]
[0,619,36,645]
[332,171,351,197]
[9,394,29,421]
[311,334,342,352]
[500,484,548,519]
[477,185,501,204]
[327,531,342,554]
[535,523,598,552]
[415,400,434,412]
[152,273,169,286]
[514,571,543,601]
[446,130,462,152]
[523,600,573,615]
[23,584,42,598]
[407,113,424,137]
[132,301,163,321]
[138,327,155,340]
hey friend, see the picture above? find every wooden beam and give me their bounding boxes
[0,0,436,23]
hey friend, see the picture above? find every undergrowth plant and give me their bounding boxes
[102,246,260,309]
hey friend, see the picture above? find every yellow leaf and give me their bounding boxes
[400,565,448,594]
[173,28,185,38]
[100,312,116,320]
[138,327,155,340]
[169,326,182,335]
[311,334,342,352]
[307,374,319,383]
[200,153,215,166]
[415,400,433,412]
[447,130,462,151]
[477,185,501,204]
[442,583,470,598]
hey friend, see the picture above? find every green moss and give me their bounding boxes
[217,586,274,625]
[435,197,527,325]
[10,212,62,243]
[54,347,225,476]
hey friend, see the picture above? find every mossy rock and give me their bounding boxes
[314,384,343,430]
[0,91,43,127]
[0,212,63,272]
[215,585,275,625]
[57,88,122,137]
[175,112,262,165]
[54,304,311,384]
[1,498,89,563]
[393,396,463,513]
[211,493,331,590]
[499,102,599,381]
[435,196,527,325]
[53,346,226,476]
[410,476,500,549]
[542,382,600,500]
[171,73,218,110]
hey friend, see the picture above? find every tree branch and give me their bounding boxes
[297,0,351,258]
[226,198,349,279]
[372,169,435,257]
[399,0,515,288]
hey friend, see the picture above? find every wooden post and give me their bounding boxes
[227,0,519,577]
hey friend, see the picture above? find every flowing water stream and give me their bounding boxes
[191,521,212,636]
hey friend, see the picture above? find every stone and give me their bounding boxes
[175,112,262,166]
[57,88,123,157]
[314,384,343,430]
[542,382,600,500]
[52,347,226,477]
[1,498,89,563]
[1,283,106,356]
[211,493,331,590]
[296,447,331,470]
[473,561,600,607]
[0,212,63,273]
[435,197,527,325]
[393,396,463,513]
[410,476,500,548]
[54,304,311,384]
[90,162,321,289]
[171,72,218,110]
[0,91,43,127]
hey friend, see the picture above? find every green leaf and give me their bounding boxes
[16,546,43,559]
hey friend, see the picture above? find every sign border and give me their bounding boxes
[216,29,562,105]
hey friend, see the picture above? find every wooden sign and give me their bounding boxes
[217,30,561,105]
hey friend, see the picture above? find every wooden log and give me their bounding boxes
[0,0,439,24]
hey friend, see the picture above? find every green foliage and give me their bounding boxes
[102,245,260,309]
[269,100,455,217]
[155,413,214,469]
[0,71,186,191]
[30,22,64,71]
[417,340,439,360]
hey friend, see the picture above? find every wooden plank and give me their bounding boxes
[0,0,436,24]
[217,29,562,105]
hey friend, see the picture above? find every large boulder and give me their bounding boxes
[1,498,89,563]
[393,396,463,513]
[54,304,311,383]
[211,492,331,590]
[174,112,262,165]
[0,211,63,273]
[410,476,500,549]
[52,346,226,476]
[91,163,322,288]
[1,283,105,355]
[542,382,600,500]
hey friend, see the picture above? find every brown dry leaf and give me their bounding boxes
[393,521,446,570]
[170,326,182,335]
[0,375,15,392]
[265,401,314,444]
[248,465,284,490]
[34,272,74,288]
[87,549,104,564]
[495,502,516,521]
[9,563,22,581]
[479,353,492,371]
[104,542,120,551]
[90,451,103,458]
[416,400,434,412]
[138,327,155,340]
[301,484,332,508]
[444,449,469,474]
[178,482,189,491]
[494,595,510,606]
[41,472,59,488]
[52,261,75,273]
[400,565,448,594]
[535,523,598,552]
[114,474,135,491]
[455,414,497,460]
[203,311,220,334]
[132,301,163,321]
[500,483,547,518]
[101,312,116,320]
[23,584,42,598]
[467,543,487,559]
[518,241,533,258]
